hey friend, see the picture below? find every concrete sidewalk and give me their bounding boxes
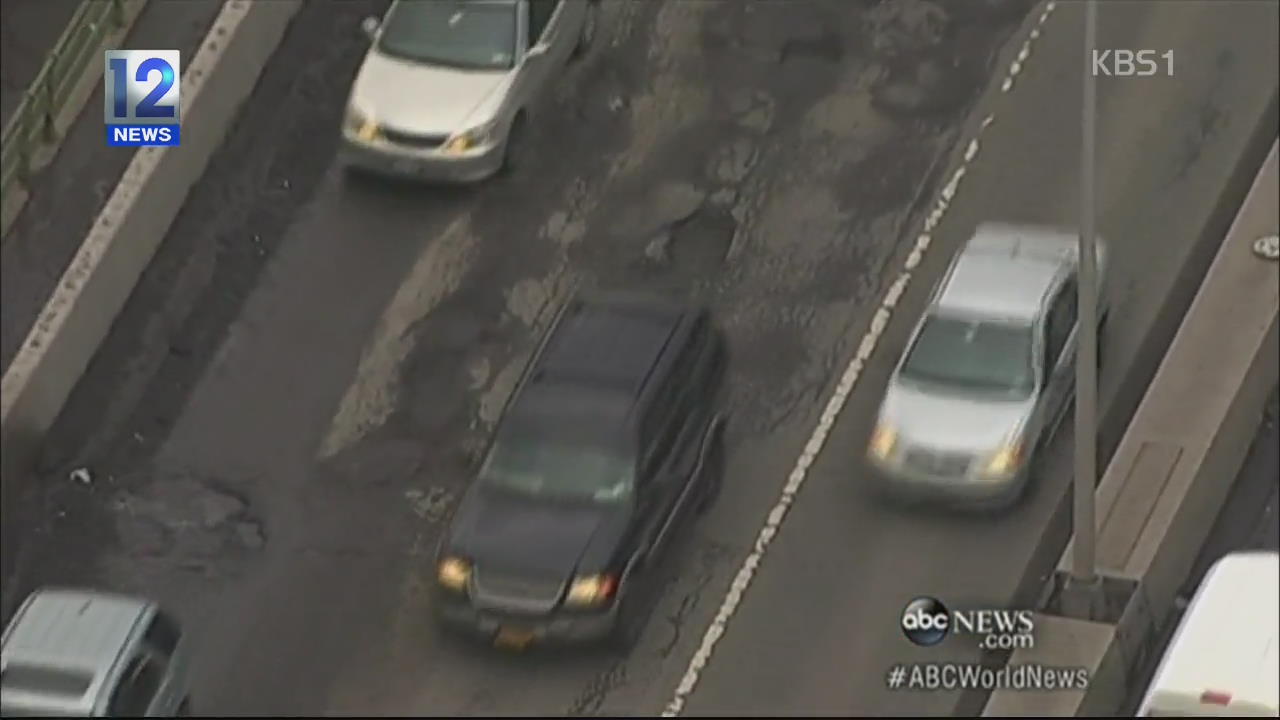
[0,0,81,128]
[0,0,223,376]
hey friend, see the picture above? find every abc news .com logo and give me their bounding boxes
[104,50,180,147]
[900,597,1035,650]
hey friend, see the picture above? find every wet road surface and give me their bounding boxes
[2,0,1277,717]
[675,0,1279,716]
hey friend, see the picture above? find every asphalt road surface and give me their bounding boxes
[676,0,1279,716]
[1122,387,1280,714]
[1,0,1276,717]
[0,0,222,370]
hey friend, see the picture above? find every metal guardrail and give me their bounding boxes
[0,0,134,229]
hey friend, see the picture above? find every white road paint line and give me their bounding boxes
[318,215,477,458]
[660,3,1061,715]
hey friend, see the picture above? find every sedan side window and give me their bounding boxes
[106,655,165,717]
[527,0,560,46]
[143,610,182,659]
[1045,277,1078,366]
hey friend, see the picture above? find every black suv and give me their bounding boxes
[433,291,727,651]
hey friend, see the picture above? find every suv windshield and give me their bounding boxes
[899,313,1036,398]
[480,436,636,504]
[377,0,517,70]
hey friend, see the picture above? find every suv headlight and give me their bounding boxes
[981,440,1025,478]
[442,119,500,154]
[437,556,472,591]
[868,421,898,460]
[564,574,618,607]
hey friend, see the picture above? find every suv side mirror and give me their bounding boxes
[361,16,380,39]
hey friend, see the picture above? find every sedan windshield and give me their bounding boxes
[480,437,636,504]
[898,313,1036,398]
[378,0,517,70]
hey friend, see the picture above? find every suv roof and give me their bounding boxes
[531,293,687,397]
[1,588,154,716]
[504,292,694,438]
[934,223,1078,323]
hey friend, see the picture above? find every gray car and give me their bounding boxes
[340,0,598,182]
[865,223,1108,509]
[1,588,193,717]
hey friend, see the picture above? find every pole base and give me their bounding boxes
[1059,574,1107,621]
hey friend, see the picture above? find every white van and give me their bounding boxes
[1137,550,1280,717]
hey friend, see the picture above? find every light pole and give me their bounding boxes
[1067,0,1103,618]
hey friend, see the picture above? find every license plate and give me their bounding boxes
[494,626,536,649]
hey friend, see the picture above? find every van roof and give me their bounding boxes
[934,224,1079,323]
[1140,551,1280,715]
[1,588,153,716]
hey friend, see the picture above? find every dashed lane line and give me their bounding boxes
[660,2,1060,715]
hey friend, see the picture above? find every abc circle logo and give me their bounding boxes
[901,596,951,647]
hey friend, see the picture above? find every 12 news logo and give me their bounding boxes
[104,50,180,147]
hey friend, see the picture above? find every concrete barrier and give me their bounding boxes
[0,0,302,525]
[984,140,1279,717]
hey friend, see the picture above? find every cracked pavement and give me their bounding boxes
[2,0,1275,716]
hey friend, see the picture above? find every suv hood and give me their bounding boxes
[879,377,1035,452]
[349,50,511,135]
[446,486,629,580]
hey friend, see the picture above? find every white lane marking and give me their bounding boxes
[660,2,1060,715]
[318,215,477,458]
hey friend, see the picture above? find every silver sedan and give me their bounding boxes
[340,0,597,183]
[865,223,1108,510]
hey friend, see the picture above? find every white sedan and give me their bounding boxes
[340,0,597,183]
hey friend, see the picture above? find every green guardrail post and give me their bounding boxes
[15,98,33,182]
[41,50,59,143]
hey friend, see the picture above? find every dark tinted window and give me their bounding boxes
[0,664,93,697]
[378,0,517,70]
[1045,277,1078,366]
[899,313,1036,398]
[143,610,181,657]
[528,0,560,45]
[481,409,634,504]
[106,656,163,717]
[641,321,707,476]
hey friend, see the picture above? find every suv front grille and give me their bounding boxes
[380,127,447,149]
[472,570,564,614]
[904,448,972,477]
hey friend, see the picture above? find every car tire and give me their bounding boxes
[500,115,528,176]
[1096,313,1108,369]
[697,427,725,514]
[572,1,599,60]
[608,591,645,655]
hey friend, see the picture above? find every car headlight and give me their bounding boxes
[345,106,381,140]
[981,440,1025,477]
[437,556,472,591]
[868,422,898,460]
[442,120,499,154]
[564,574,618,607]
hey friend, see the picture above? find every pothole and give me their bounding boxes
[779,32,844,65]
[871,53,979,118]
[111,472,265,561]
[669,206,737,275]
[865,0,949,60]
